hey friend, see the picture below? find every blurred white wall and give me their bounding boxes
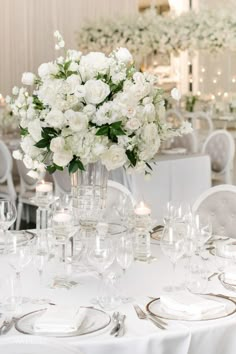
[0,0,138,95]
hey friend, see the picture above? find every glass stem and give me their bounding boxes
[15,271,22,305]
[172,262,176,289]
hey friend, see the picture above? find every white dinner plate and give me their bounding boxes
[15,306,111,337]
[146,294,236,321]
[161,148,187,155]
[218,273,236,293]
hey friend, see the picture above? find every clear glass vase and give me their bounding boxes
[71,161,108,230]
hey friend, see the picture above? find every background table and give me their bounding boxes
[3,239,236,354]
[129,153,211,223]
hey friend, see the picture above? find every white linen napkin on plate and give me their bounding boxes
[34,306,87,333]
[160,291,226,319]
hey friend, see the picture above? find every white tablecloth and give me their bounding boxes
[3,240,236,354]
[130,154,211,223]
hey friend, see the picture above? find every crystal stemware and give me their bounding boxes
[87,235,115,305]
[160,221,186,291]
[0,200,17,240]
[116,236,134,303]
[4,232,33,305]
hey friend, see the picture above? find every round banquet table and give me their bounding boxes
[2,236,236,354]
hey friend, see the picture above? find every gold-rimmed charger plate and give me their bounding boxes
[146,294,236,321]
[15,306,111,337]
[218,273,236,293]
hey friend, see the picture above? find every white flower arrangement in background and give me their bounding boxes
[10,32,191,179]
[77,9,236,60]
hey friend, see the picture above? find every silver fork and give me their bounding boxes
[133,304,167,330]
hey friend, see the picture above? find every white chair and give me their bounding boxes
[15,160,43,230]
[202,130,235,184]
[165,109,184,128]
[191,111,214,150]
[0,140,16,202]
[192,184,236,239]
[0,335,80,354]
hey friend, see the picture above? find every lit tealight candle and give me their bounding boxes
[36,181,53,193]
[135,201,151,216]
[53,211,72,223]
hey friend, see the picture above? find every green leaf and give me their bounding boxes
[110,127,125,136]
[42,127,58,138]
[68,159,85,174]
[111,121,122,129]
[126,149,137,167]
[64,60,72,72]
[95,125,109,136]
[46,165,57,174]
[146,162,153,171]
[20,126,28,136]
[35,139,49,149]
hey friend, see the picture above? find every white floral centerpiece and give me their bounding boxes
[11,32,191,179]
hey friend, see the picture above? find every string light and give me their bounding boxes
[201,67,206,73]
[232,78,236,83]
[217,70,222,76]
[211,94,215,100]
[217,91,222,96]
[213,78,217,84]
[189,78,193,83]
[199,78,203,83]
[224,92,229,98]
[197,91,201,96]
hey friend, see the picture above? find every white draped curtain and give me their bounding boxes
[0,0,138,95]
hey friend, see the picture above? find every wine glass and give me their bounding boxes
[193,214,212,255]
[116,236,134,303]
[87,235,115,305]
[0,200,17,239]
[160,221,186,291]
[34,234,49,285]
[5,232,33,305]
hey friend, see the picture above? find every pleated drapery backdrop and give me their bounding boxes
[0,0,138,96]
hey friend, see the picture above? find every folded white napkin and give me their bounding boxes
[34,306,87,333]
[160,291,226,319]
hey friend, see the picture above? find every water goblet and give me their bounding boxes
[0,200,17,240]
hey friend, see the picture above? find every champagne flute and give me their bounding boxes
[160,221,185,291]
[87,235,115,304]
[116,236,134,303]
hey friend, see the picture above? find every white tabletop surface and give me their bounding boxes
[2,240,236,354]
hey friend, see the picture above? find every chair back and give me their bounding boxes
[192,185,236,239]
[202,130,235,174]
[191,111,213,148]
[16,160,39,195]
[165,109,184,128]
[0,140,16,201]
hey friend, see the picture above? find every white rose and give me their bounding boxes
[28,119,42,141]
[65,110,88,132]
[171,88,181,101]
[22,72,35,86]
[143,123,160,144]
[84,80,110,105]
[83,104,96,116]
[115,48,133,65]
[79,52,110,80]
[92,143,106,156]
[66,74,82,93]
[125,118,140,131]
[67,49,82,61]
[38,62,58,78]
[143,103,156,121]
[133,72,145,84]
[12,150,23,160]
[53,150,73,167]
[50,136,65,153]
[45,109,65,129]
[101,145,127,171]
[74,85,86,99]
[23,155,34,169]
[12,86,19,95]
[27,170,40,179]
